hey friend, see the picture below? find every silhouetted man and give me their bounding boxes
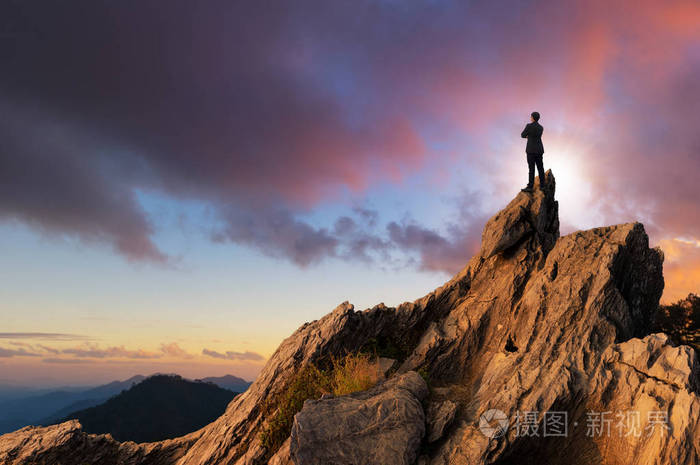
[521,111,545,193]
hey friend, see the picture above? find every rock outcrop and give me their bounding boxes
[2,170,698,465]
[290,371,428,465]
[425,400,457,443]
[0,419,195,465]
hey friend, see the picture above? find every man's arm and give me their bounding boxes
[521,124,529,138]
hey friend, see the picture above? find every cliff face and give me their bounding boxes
[2,171,698,465]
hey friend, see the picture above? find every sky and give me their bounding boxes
[1,0,699,387]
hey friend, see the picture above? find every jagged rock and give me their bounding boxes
[494,333,700,465]
[426,400,457,443]
[0,420,195,465]
[586,333,700,464]
[378,357,398,377]
[267,438,293,465]
[480,171,558,258]
[289,371,428,465]
[1,170,697,465]
[610,332,699,392]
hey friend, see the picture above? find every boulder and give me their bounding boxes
[289,371,428,465]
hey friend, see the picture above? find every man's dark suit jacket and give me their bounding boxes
[521,122,544,154]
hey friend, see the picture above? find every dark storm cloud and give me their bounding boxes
[1,1,699,282]
[1,1,430,264]
[0,100,166,261]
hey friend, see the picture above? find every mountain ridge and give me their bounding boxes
[0,375,146,435]
[1,171,697,465]
[55,374,238,443]
[0,373,252,435]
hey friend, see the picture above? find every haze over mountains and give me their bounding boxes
[0,374,251,435]
[0,375,145,435]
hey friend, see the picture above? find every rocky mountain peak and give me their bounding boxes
[480,169,559,260]
[1,170,697,465]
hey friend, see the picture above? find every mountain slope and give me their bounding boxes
[0,375,145,434]
[57,374,237,443]
[1,171,698,465]
[39,374,250,427]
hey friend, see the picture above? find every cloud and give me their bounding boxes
[658,238,700,303]
[202,349,265,362]
[387,190,488,273]
[0,0,698,300]
[62,345,161,359]
[0,346,41,358]
[0,339,192,361]
[159,342,194,359]
[0,100,168,262]
[0,2,428,264]
[0,332,90,341]
[2,339,267,364]
[36,344,60,354]
[212,208,340,267]
[212,206,394,267]
[3,341,60,358]
[41,357,94,364]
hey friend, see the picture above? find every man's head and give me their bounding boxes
[530,111,540,122]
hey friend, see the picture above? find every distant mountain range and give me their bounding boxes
[0,374,251,435]
[56,374,239,442]
[196,374,252,393]
[0,375,145,434]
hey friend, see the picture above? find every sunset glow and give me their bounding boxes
[1,0,699,387]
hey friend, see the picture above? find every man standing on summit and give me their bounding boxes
[521,111,545,193]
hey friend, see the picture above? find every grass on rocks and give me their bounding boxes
[259,353,382,458]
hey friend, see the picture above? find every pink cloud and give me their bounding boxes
[202,349,265,362]
[159,342,194,359]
